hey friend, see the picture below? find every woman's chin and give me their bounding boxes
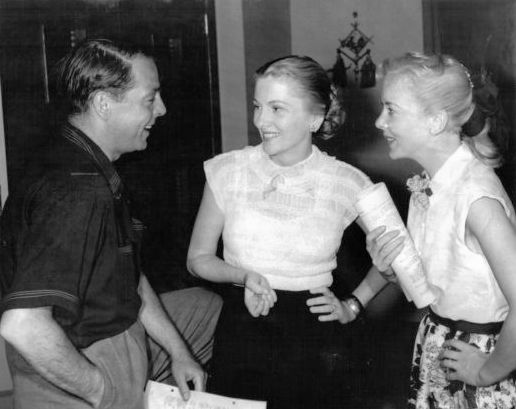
[388,148,403,160]
[261,141,278,155]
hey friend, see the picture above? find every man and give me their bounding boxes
[0,39,221,408]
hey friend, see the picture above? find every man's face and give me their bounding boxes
[107,56,166,158]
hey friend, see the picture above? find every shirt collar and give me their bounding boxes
[61,122,123,198]
[258,144,321,179]
[430,143,474,194]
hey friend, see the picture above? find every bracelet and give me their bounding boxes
[344,294,365,318]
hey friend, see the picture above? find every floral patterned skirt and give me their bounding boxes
[408,311,516,409]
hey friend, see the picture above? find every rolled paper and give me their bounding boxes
[355,182,436,308]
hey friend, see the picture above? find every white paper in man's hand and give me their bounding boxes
[144,381,267,409]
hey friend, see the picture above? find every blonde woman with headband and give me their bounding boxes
[367,52,516,408]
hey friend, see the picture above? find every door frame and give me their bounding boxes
[0,75,8,208]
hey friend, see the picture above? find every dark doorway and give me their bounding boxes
[423,0,516,200]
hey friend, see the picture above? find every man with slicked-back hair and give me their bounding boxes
[0,39,221,409]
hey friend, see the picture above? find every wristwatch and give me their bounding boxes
[344,294,364,318]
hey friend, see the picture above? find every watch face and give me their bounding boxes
[346,298,361,316]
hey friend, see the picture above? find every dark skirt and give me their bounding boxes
[208,285,365,409]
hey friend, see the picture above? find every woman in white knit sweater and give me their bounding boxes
[187,55,388,409]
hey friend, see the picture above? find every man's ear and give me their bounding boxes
[428,110,448,135]
[91,91,112,119]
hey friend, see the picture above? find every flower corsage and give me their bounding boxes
[406,173,432,209]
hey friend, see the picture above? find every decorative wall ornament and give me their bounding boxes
[70,28,87,48]
[332,11,376,88]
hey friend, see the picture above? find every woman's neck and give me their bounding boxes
[268,143,313,167]
[420,132,461,178]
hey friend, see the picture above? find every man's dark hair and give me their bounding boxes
[54,39,147,116]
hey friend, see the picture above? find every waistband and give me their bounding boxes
[263,271,333,291]
[428,309,503,335]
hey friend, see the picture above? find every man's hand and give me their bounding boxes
[171,356,206,401]
[137,275,207,401]
[243,271,277,317]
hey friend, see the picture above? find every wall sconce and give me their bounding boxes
[332,11,376,88]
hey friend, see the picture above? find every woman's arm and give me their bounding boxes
[350,265,390,307]
[307,218,391,323]
[441,197,516,386]
[353,218,397,305]
[187,183,276,316]
[187,183,246,284]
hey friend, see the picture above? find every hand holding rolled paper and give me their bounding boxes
[366,226,404,283]
[356,182,436,308]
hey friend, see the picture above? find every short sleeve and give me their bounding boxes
[203,150,239,213]
[352,168,374,192]
[1,176,109,323]
[348,168,373,219]
[323,157,373,224]
[334,160,373,201]
[455,185,513,244]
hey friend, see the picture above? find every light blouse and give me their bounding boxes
[204,144,372,291]
[407,143,515,322]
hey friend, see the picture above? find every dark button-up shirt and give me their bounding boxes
[0,123,142,348]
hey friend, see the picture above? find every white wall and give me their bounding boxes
[215,0,423,153]
[289,0,424,131]
[290,0,423,71]
[214,0,249,152]
[290,0,424,185]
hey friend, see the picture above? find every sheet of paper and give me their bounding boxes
[144,381,267,409]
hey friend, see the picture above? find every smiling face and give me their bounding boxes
[375,74,432,162]
[107,55,166,158]
[253,76,323,166]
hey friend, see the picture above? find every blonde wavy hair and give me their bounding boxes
[380,52,501,168]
